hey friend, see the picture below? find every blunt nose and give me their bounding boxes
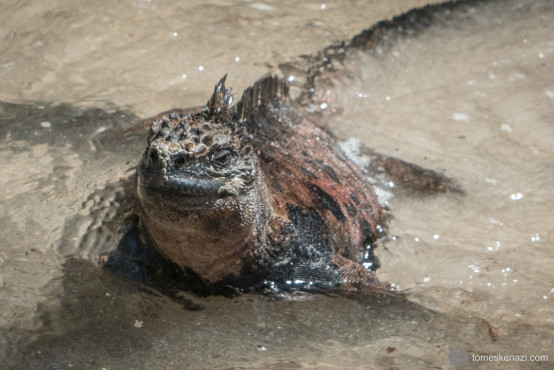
[147,147,169,170]
[148,147,160,164]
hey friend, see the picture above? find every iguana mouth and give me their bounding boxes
[138,176,223,198]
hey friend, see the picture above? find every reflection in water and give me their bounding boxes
[6,259,505,369]
[1,0,553,368]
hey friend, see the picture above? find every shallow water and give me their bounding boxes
[1,0,553,368]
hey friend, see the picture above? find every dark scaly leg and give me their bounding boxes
[332,255,391,292]
[341,140,463,195]
[368,152,463,194]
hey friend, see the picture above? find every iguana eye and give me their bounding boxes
[212,150,231,166]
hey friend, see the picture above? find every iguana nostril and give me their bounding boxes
[174,156,186,167]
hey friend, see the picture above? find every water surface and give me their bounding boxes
[1,0,552,368]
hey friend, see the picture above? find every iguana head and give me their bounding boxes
[138,75,256,208]
[136,75,270,283]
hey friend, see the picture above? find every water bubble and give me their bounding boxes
[250,3,274,11]
[510,192,523,201]
[469,264,480,274]
[452,112,470,122]
[488,217,503,226]
[500,123,512,133]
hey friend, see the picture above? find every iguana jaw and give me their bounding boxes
[137,166,225,208]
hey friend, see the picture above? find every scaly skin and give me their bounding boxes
[137,75,387,291]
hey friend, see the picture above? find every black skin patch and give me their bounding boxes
[286,203,331,253]
[350,192,361,206]
[360,219,378,246]
[315,158,341,184]
[310,184,347,222]
[266,203,337,287]
[344,201,358,218]
[301,167,317,178]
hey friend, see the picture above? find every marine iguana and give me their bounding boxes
[134,74,458,293]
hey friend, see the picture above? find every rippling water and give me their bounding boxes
[1,0,552,368]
